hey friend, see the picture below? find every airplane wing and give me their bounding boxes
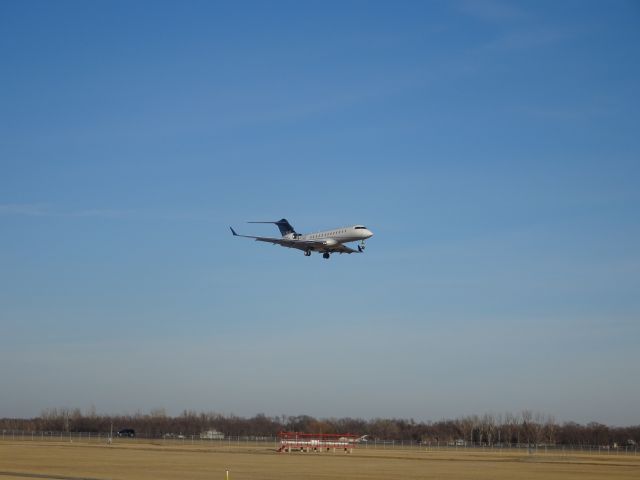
[230,228,361,254]
[230,228,305,248]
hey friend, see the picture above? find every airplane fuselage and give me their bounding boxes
[288,225,373,244]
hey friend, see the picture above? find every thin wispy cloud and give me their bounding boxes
[0,203,220,221]
[456,0,528,22]
[67,208,131,219]
[0,203,131,219]
[479,27,572,53]
[517,102,617,122]
[0,203,49,216]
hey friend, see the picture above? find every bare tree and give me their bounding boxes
[543,415,557,445]
[520,410,534,447]
[2,408,639,448]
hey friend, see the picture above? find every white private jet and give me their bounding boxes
[230,218,373,259]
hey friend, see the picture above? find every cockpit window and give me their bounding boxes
[355,226,367,229]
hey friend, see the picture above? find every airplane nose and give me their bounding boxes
[365,229,373,239]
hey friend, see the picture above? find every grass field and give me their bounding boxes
[1,439,639,480]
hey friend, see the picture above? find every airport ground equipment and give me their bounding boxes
[277,432,359,453]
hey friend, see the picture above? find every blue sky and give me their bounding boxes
[1,0,639,425]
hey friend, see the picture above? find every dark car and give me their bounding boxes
[117,428,135,438]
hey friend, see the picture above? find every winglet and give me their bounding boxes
[230,226,238,236]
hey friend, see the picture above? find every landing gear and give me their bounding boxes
[304,250,311,257]
[322,252,330,259]
[358,240,366,252]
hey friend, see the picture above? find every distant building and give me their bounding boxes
[200,429,224,440]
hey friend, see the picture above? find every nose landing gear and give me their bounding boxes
[358,240,366,252]
[304,250,311,257]
[322,252,330,259]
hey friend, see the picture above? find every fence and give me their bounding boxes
[1,430,638,456]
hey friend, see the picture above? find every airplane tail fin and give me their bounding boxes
[248,218,296,237]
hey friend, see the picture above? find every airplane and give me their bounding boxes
[230,218,373,259]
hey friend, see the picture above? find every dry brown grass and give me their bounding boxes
[1,439,639,480]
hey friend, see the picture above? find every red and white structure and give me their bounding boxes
[277,432,364,453]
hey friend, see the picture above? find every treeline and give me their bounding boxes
[1,408,638,447]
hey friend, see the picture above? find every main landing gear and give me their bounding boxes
[302,250,330,259]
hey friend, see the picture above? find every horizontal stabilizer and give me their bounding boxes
[247,218,296,237]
